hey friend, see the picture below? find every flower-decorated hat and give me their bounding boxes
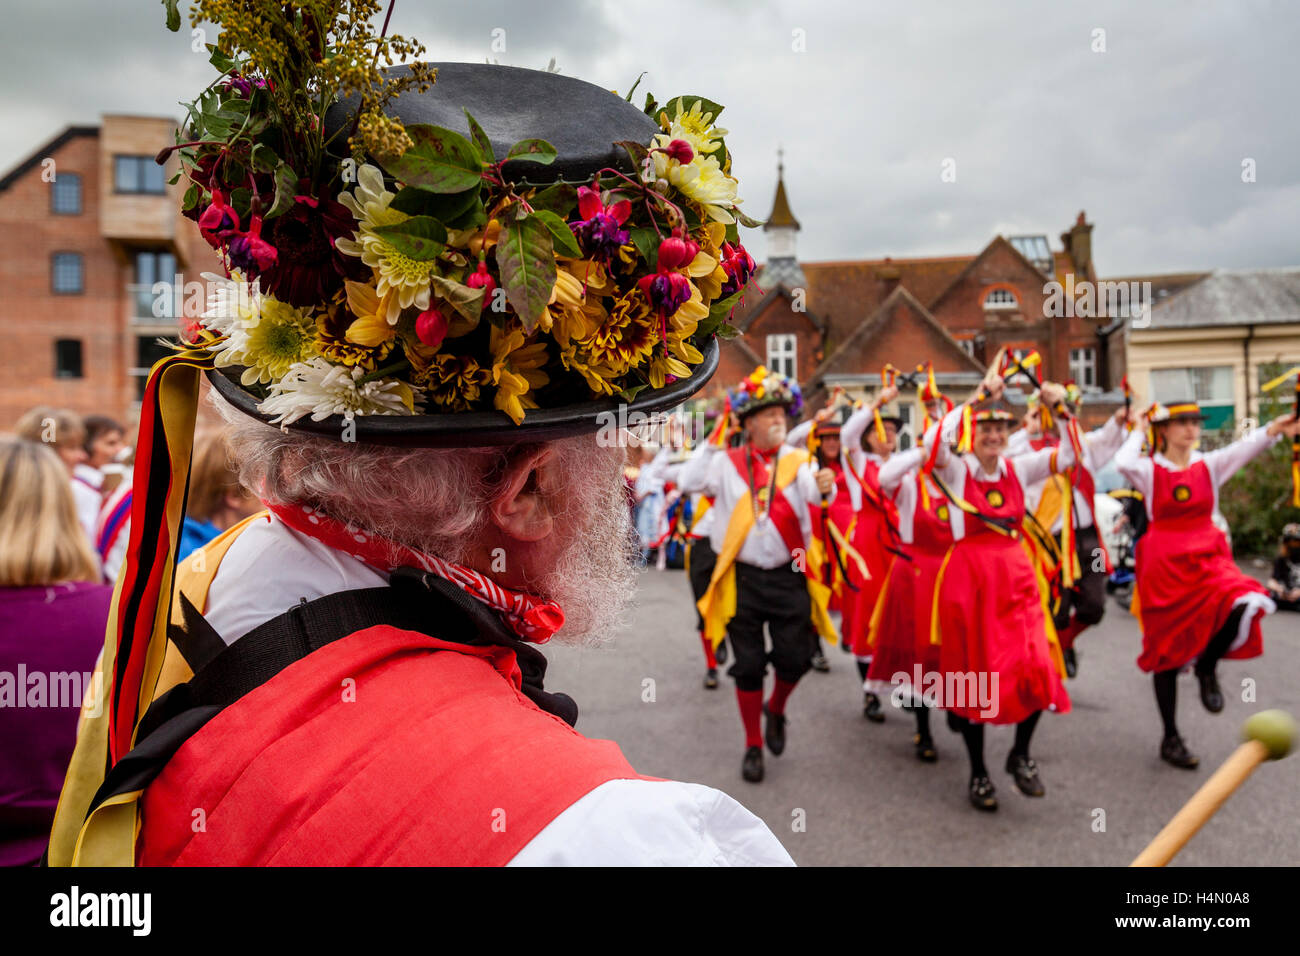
[164,8,758,447]
[729,366,803,422]
[971,395,1017,422]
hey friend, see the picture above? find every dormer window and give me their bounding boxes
[766,333,797,379]
[983,288,1018,311]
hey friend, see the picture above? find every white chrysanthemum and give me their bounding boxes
[664,97,728,157]
[257,357,422,425]
[650,145,740,224]
[335,163,436,323]
[201,271,262,368]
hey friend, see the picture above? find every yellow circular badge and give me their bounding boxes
[1173,484,1191,502]
[985,489,1005,508]
[937,505,950,521]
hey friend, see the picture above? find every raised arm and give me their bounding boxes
[1113,420,1153,499]
[841,404,872,460]
[1085,410,1128,469]
[785,419,813,450]
[878,446,925,495]
[677,441,724,496]
[1203,420,1284,487]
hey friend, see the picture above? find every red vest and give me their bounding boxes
[138,625,646,865]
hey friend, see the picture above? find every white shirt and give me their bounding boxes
[70,464,103,554]
[678,440,827,569]
[875,447,962,544]
[201,513,794,866]
[1007,416,1127,531]
[923,407,1076,541]
[1113,424,1281,522]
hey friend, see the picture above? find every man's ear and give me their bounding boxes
[489,447,556,543]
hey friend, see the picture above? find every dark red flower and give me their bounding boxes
[659,138,694,164]
[719,241,756,298]
[261,194,365,306]
[466,260,497,304]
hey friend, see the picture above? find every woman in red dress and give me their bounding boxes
[867,442,954,762]
[1115,401,1300,769]
[926,376,1074,810]
[839,386,905,721]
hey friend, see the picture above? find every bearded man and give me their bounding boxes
[48,58,792,866]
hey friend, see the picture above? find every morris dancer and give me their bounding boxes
[681,367,836,783]
[1010,386,1131,677]
[839,382,903,722]
[1114,401,1300,769]
[925,375,1074,810]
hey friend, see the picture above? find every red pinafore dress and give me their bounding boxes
[1133,459,1266,672]
[820,460,856,613]
[867,475,951,685]
[934,460,1070,724]
[844,457,899,656]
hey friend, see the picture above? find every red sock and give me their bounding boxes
[737,688,763,748]
[767,677,798,716]
[700,632,717,669]
[1058,617,1085,650]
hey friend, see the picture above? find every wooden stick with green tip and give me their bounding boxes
[1131,709,1296,867]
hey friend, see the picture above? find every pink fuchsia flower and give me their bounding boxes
[570,186,631,261]
[719,241,756,297]
[466,260,497,304]
[197,188,240,248]
[226,215,278,274]
[415,304,451,348]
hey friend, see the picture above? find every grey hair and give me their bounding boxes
[206,390,639,643]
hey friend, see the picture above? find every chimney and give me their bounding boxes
[1060,211,1094,280]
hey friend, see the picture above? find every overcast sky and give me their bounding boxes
[3,0,1296,276]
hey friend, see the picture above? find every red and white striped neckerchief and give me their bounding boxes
[262,499,565,644]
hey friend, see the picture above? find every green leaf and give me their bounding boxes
[618,381,650,403]
[167,171,181,186]
[642,92,658,118]
[734,208,764,229]
[505,139,557,165]
[181,183,199,212]
[445,202,487,231]
[463,109,495,162]
[495,216,556,332]
[207,43,235,73]
[430,274,485,327]
[628,227,659,270]
[249,142,279,174]
[384,124,484,194]
[266,162,298,220]
[529,182,577,217]
[615,139,649,172]
[670,95,726,124]
[696,290,742,340]
[162,0,180,31]
[714,322,741,340]
[390,184,481,223]
[530,210,581,258]
[370,216,448,261]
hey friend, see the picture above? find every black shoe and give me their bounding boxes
[1160,734,1200,769]
[810,652,830,673]
[969,775,998,811]
[863,692,885,723]
[703,668,718,690]
[1005,752,1046,797]
[742,745,764,782]
[716,640,728,666]
[914,733,938,763]
[946,710,964,734]
[1064,647,1077,679]
[763,704,787,756]
[1196,671,1224,713]
[840,639,852,654]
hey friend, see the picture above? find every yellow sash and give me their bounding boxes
[696,453,836,648]
[47,513,266,867]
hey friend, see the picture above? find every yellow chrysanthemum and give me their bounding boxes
[315,295,392,373]
[579,288,659,375]
[239,297,319,386]
[413,352,491,411]
[342,280,398,348]
[661,97,728,157]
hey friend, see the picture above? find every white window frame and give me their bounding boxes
[957,338,975,358]
[1069,347,1097,389]
[766,333,797,379]
[983,288,1018,311]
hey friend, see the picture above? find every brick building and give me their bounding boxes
[0,115,217,428]
[715,159,1127,439]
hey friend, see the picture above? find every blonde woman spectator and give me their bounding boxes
[0,436,112,866]
[14,407,99,551]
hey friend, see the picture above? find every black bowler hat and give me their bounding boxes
[183,60,751,446]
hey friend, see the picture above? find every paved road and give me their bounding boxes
[545,565,1299,866]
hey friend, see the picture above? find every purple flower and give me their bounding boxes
[571,186,631,261]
